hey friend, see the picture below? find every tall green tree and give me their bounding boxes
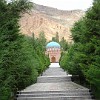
[52,32,59,42]
[60,0,100,98]
[0,0,49,100]
[60,37,69,51]
[38,31,47,51]
[0,0,34,99]
[33,32,49,74]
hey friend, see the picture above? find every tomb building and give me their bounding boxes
[46,41,61,63]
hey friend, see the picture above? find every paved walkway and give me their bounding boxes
[17,63,93,100]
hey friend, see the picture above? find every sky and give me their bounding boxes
[32,0,93,11]
[7,0,93,11]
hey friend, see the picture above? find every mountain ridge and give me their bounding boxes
[19,3,85,43]
[34,3,84,14]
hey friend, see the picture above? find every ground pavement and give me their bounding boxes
[17,63,93,100]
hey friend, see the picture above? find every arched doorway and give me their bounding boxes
[51,56,56,63]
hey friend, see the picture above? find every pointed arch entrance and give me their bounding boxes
[51,56,56,63]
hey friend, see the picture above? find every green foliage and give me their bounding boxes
[60,44,84,77]
[0,0,49,100]
[29,32,50,75]
[52,33,69,51]
[52,32,59,42]
[60,0,100,99]
[60,37,69,51]
[71,19,87,43]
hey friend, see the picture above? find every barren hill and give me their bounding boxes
[19,3,85,43]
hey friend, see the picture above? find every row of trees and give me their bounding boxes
[0,0,49,100]
[60,0,100,99]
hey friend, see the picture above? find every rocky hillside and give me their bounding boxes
[19,3,85,43]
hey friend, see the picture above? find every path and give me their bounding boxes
[17,63,93,100]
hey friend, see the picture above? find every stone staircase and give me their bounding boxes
[17,63,93,100]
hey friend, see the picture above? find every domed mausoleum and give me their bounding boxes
[45,41,61,63]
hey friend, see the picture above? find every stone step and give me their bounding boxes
[17,89,91,99]
[43,72,67,76]
[17,93,91,97]
[17,95,92,100]
[17,63,93,100]
[18,90,90,94]
[42,67,67,76]
[21,82,89,92]
[37,76,71,83]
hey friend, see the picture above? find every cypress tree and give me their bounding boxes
[60,0,100,98]
[0,0,34,99]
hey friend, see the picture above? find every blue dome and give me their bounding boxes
[46,41,60,48]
